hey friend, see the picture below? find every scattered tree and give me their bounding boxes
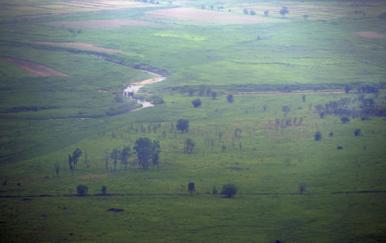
[54,164,60,177]
[212,186,218,194]
[282,105,290,116]
[354,128,362,137]
[279,6,289,17]
[221,184,238,198]
[101,185,107,195]
[341,116,350,124]
[68,148,82,172]
[192,98,202,108]
[314,131,322,141]
[227,94,234,103]
[120,146,131,170]
[299,183,306,194]
[188,181,195,194]
[234,128,242,138]
[110,148,120,171]
[176,119,189,133]
[184,138,195,154]
[134,137,160,169]
[211,91,217,100]
[76,184,88,196]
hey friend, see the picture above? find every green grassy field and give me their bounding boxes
[1,0,386,242]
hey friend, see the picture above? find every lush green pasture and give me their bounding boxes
[1,0,386,242]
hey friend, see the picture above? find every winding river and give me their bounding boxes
[122,71,166,111]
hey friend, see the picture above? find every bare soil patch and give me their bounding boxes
[33,41,124,55]
[50,19,162,29]
[146,8,270,25]
[355,31,386,40]
[0,56,67,77]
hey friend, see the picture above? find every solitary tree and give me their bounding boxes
[184,138,195,154]
[341,116,350,124]
[188,181,195,194]
[101,185,107,195]
[76,184,88,196]
[354,128,362,137]
[314,131,322,141]
[282,105,290,116]
[176,119,189,133]
[227,94,234,103]
[54,163,60,177]
[221,184,238,198]
[192,98,202,108]
[211,91,217,100]
[234,128,242,138]
[279,6,289,17]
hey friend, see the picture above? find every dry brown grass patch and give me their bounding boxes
[33,41,124,55]
[50,19,163,29]
[355,31,386,40]
[146,7,271,25]
[0,56,67,77]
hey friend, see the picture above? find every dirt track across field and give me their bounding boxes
[0,56,67,77]
[50,19,163,29]
[33,41,124,55]
[146,7,272,25]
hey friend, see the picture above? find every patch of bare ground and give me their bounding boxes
[355,31,386,40]
[50,19,163,29]
[0,56,67,77]
[33,41,124,55]
[234,89,345,96]
[146,8,271,25]
[78,173,108,180]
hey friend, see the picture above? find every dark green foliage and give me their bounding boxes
[134,137,160,169]
[280,6,289,16]
[341,117,350,124]
[120,146,131,170]
[221,184,238,198]
[68,148,82,171]
[110,148,120,171]
[299,183,306,194]
[314,131,322,141]
[188,182,195,194]
[176,119,189,133]
[227,94,234,103]
[354,129,362,137]
[192,98,202,108]
[76,184,88,196]
[101,185,107,195]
